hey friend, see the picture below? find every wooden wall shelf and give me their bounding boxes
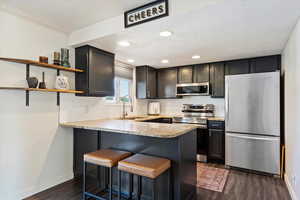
[0,57,85,106]
[0,57,84,73]
[0,87,84,94]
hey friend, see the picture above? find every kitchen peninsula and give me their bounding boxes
[61,119,197,200]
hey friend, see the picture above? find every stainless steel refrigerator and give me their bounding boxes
[225,71,280,175]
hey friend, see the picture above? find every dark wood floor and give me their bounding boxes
[24,168,291,200]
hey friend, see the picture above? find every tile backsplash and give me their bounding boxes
[140,96,225,117]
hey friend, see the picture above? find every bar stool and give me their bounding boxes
[83,149,132,200]
[118,154,171,200]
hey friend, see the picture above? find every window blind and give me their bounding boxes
[115,60,134,80]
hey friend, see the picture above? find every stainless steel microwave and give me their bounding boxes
[176,82,210,96]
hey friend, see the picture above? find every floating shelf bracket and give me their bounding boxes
[26,64,30,106]
[57,69,60,106]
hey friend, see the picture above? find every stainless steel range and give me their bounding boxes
[172,104,214,128]
[173,104,215,162]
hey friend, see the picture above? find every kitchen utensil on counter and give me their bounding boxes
[148,102,160,115]
[27,77,39,88]
[38,72,46,89]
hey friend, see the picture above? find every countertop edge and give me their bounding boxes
[60,122,197,138]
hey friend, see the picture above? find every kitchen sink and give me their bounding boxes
[119,116,148,120]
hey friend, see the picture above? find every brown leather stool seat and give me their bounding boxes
[117,154,171,200]
[84,149,132,167]
[82,149,131,200]
[118,154,171,179]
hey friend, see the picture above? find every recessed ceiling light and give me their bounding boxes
[160,31,172,37]
[118,41,131,47]
[127,59,135,63]
[192,55,201,59]
[161,59,169,64]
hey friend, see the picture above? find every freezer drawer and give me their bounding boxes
[225,133,280,175]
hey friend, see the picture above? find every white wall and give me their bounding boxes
[0,10,145,200]
[282,17,300,200]
[0,10,74,199]
[59,67,147,122]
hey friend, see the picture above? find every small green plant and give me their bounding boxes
[119,96,129,103]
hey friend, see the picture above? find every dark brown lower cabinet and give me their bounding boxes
[73,128,197,200]
[208,129,225,163]
[73,129,100,177]
[208,121,225,163]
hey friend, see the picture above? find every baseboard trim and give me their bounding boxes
[285,174,298,200]
[20,172,74,199]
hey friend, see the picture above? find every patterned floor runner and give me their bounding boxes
[197,162,229,192]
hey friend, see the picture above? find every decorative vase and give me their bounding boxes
[53,52,61,65]
[27,77,39,88]
[61,48,70,67]
[55,75,70,90]
[38,72,46,89]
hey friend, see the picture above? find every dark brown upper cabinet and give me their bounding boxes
[178,66,193,84]
[225,59,250,75]
[193,64,210,83]
[250,55,280,73]
[136,66,157,99]
[157,67,178,98]
[210,62,225,98]
[75,45,115,97]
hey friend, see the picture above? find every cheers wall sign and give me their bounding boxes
[124,0,169,28]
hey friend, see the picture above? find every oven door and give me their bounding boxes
[197,128,208,162]
[176,82,210,96]
[173,121,208,162]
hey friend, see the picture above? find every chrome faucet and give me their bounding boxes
[122,100,128,120]
[121,96,133,119]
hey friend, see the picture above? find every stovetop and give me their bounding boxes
[172,104,215,128]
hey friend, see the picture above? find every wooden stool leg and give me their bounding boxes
[109,167,113,200]
[129,173,133,199]
[152,178,157,200]
[118,170,121,200]
[82,161,86,200]
[137,175,142,200]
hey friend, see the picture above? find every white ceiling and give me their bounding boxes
[0,0,153,33]
[87,0,300,67]
[2,0,300,67]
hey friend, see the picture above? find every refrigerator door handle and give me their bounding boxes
[226,133,279,141]
[225,78,229,127]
